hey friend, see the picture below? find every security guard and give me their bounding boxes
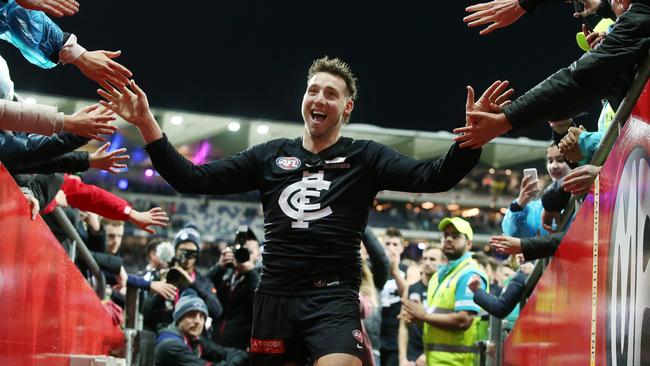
[400,217,488,366]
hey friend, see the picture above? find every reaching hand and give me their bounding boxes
[72,50,133,90]
[79,210,101,232]
[465,80,514,124]
[63,104,117,141]
[24,192,39,220]
[149,280,177,300]
[468,275,482,293]
[89,142,129,173]
[558,126,584,163]
[516,174,540,208]
[574,0,602,18]
[453,81,514,149]
[16,0,78,17]
[98,80,155,127]
[464,0,526,36]
[562,164,601,195]
[489,235,523,255]
[128,207,169,234]
[582,24,607,50]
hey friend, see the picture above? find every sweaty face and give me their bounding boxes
[301,72,353,141]
[441,226,471,261]
[178,310,205,339]
[105,224,124,254]
[546,145,571,181]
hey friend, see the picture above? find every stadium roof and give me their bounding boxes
[20,91,550,168]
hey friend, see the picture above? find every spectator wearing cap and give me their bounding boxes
[399,217,488,366]
[143,223,222,336]
[155,289,247,366]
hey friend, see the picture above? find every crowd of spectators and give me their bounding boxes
[2,0,646,363]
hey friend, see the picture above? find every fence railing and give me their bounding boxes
[51,207,106,299]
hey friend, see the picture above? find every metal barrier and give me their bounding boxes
[51,207,106,299]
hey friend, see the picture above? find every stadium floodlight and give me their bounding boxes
[228,122,241,132]
[170,115,184,125]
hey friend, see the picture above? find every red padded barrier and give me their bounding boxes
[0,165,124,365]
[503,80,650,365]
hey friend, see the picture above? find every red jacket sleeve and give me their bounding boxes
[61,174,132,220]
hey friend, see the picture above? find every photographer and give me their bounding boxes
[143,223,222,334]
[155,289,248,366]
[207,226,260,350]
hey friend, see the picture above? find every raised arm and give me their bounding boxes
[98,80,261,195]
[464,0,605,36]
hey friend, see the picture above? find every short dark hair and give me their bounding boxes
[146,237,165,254]
[385,227,402,238]
[308,56,358,101]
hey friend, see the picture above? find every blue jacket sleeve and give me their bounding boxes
[127,274,152,290]
[578,131,604,166]
[501,199,547,238]
[0,0,66,68]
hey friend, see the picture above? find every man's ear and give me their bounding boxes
[343,98,354,122]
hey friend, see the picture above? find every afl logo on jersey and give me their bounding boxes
[276,157,301,170]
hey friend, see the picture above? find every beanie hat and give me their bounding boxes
[174,222,201,251]
[172,289,208,324]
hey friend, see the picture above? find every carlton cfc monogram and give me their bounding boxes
[278,171,333,228]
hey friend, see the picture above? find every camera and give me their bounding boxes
[227,225,257,265]
[165,248,199,287]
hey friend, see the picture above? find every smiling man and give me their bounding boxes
[98,56,511,366]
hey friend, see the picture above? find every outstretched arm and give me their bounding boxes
[372,81,513,192]
[98,81,261,195]
[464,0,603,36]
